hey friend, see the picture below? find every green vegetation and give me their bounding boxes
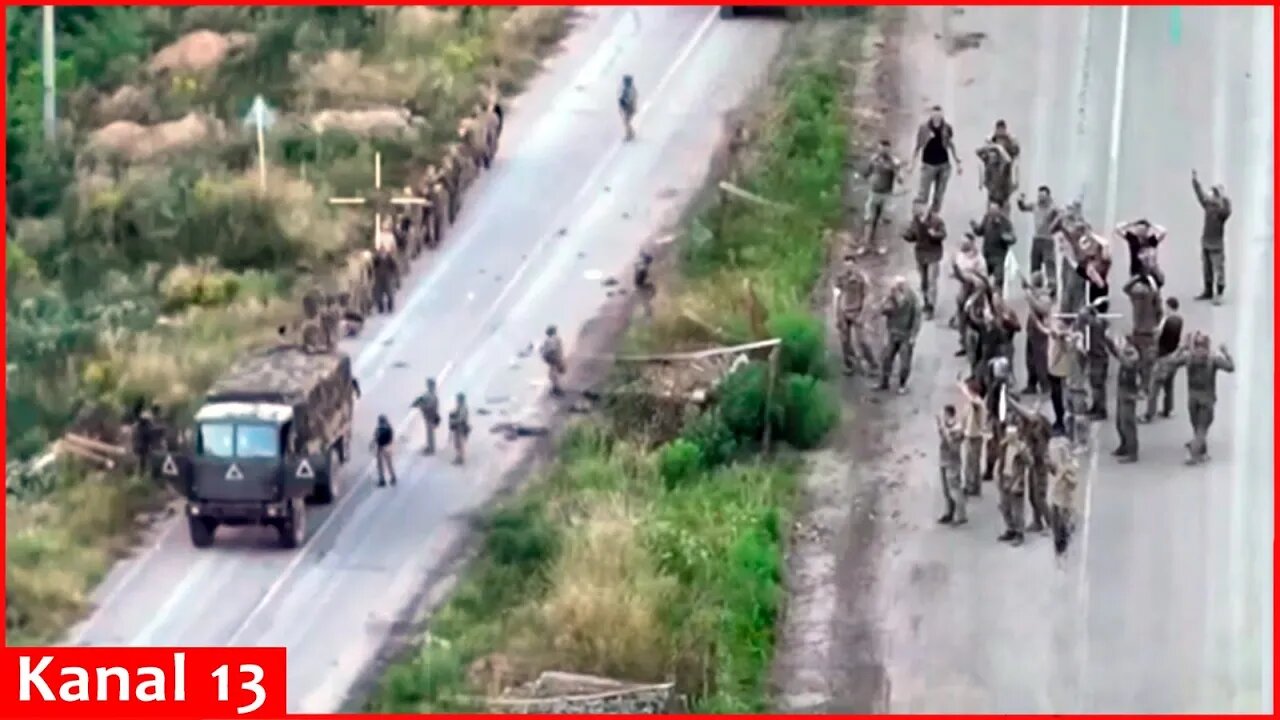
[5,6,572,645]
[369,23,859,713]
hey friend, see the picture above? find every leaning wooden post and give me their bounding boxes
[762,345,780,455]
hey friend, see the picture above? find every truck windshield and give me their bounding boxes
[236,424,279,459]
[197,422,280,459]
[199,423,235,459]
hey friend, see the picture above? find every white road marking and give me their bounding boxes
[220,7,721,649]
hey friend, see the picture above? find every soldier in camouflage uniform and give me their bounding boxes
[969,201,1016,294]
[878,276,922,393]
[372,245,397,314]
[440,153,462,222]
[1101,332,1143,463]
[1054,202,1090,314]
[1191,170,1233,304]
[541,325,567,396]
[1049,315,1091,451]
[1048,436,1079,556]
[960,377,987,497]
[996,420,1029,546]
[936,404,967,525]
[1160,332,1235,465]
[1123,268,1164,394]
[832,255,877,376]
[634,251,656,318]
[902,202,947,318]
[411,378,442,455]
[976,140,1015,213]
[1010,399,1052,533]
[448,392,471,466]
[861,139,902,254]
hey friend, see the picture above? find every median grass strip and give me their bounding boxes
[5,6,572,646]
[368,20,861,712]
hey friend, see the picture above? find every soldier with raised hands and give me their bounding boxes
[1160,331,1235,465]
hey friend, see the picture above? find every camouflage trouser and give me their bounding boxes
[917,257,940,311]
[1088,351,1109,415]
[880,337,915,388]
[1067,379,1091,451]
[451,427,468,463]
[838,314,877,374]
[916,162,951,214]
[984,253,1008,296]
[1132,332,1157,394]
[999,485,1026,536]
[1188,398,1216,460]
[1030,235,1057,294]
[1116,396,1139,458]
[1146,360,1176,420]
[420,413,439,453]
[1051,504,1074,555]
[1201,245,1226,297]
[941,464,966,523]
[963,437,984,495]
[1027,461,1050,528]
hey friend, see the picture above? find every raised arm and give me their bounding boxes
[1192,174,1209,207]
[1214,346,1236,373]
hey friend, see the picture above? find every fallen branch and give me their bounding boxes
[717,180,796,211]
[615,338,781,363]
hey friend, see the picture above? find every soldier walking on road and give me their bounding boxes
[936,404,968,526]
[1050,316,1091,450]
[541,326,567,396]
[970,202,1016,294]
[996,421,1029,547]
[1021,271,1054,396]
[911,105,962,214]
[861,139,903,254]
[372,414,397,487]
[903,203,947,318]
[1017,186,1062,296]
[976,139,1015,213]
[411,378,442,455]
[950,234,987,336]
[1048,437,1079,557]
[448,393,471,466]
[372,246,397,314]
[833,255,878,376]
[878,276,922,394]
[1124,268,1164,394]
[960,377,987,497]
[619,74,638,142]
[1009,398,1052,533]
[1161,332,1235,465]
[634,251,656,318]
[1145,297,1184,422]
[1102,332,1144,463]
[1191,170,1233,304]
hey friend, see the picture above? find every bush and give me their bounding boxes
[679,409,738,469]
[776,373,840,450]
[484,503,558,574]
[767,311,829,379]
[717,362,778,445]
[658,439,704,489]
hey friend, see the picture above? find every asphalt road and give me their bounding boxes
[865,6,1273,713]
[65,7,785,712]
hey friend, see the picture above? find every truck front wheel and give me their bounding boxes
[311,447,342,505]
[277,498,307,549]
[188,516,218,548]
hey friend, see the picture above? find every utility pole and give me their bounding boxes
[41,5,55,144]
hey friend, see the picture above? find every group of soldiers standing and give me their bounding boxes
[837,104,1240,556]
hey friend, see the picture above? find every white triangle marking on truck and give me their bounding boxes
[295,459,315,480]
[225,463,245,481]
[161,454,179,477]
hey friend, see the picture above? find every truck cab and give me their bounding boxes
[157,345,354,549]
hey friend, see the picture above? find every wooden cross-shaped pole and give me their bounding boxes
[328,152,428,248]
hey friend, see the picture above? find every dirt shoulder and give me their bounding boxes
[771,8,911,712]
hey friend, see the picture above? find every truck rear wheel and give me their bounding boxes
[188,516,218,548]
[277,498,306,549]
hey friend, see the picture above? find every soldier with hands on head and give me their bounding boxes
[936,404,968,526]
[996,420,1029,547]
[411,378,442,455]
[862,138,903,254]
[970,201,1016,293]
[1160,331,1235,465]
[959,377,987,497]
[902,202,947,318]
[879,276,923,394]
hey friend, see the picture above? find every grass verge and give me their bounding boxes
[367,17,863,713]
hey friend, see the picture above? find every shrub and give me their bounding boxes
[775,373,840,450]
[717,362,779,445]
[679,409,738,469]
[658,439,704,490]
[767,311,829,379]
[484,503,557,574]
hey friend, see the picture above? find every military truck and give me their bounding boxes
[719,6,801,21]
[155,344,356,549]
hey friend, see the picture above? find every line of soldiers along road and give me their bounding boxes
[833,105,1238,555]
[303,75,646,488]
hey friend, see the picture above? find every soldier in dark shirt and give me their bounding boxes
[902,203,946,317]
[912,106,962,214]
[371,415,397,487]
[1115,218,1167,279]
[1145,297,1183,421]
